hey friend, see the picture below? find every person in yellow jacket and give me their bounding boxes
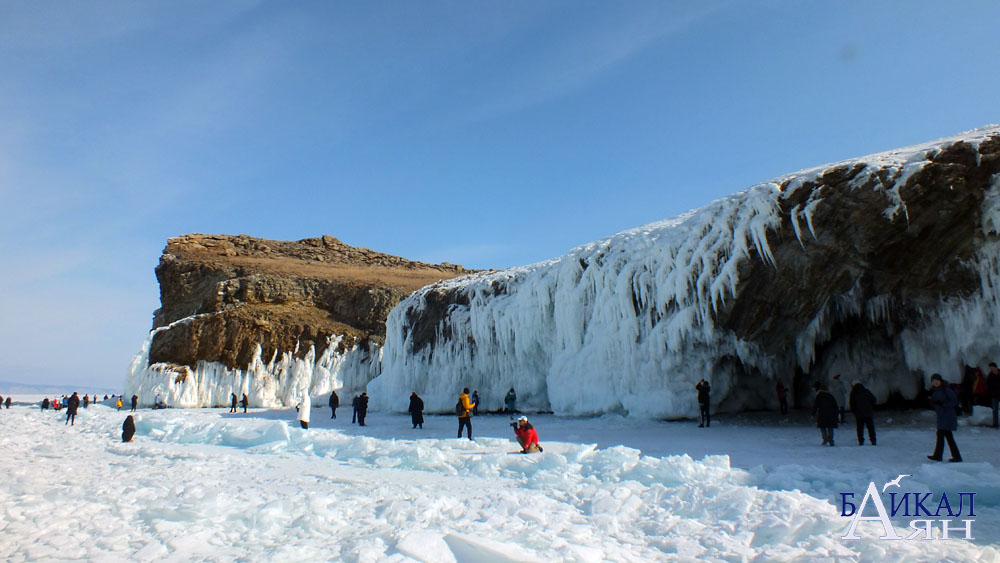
[457,387,476,440]
[115,397,123,411]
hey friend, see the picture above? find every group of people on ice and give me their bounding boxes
[453,386,540,453]
[293,390,370,429]
[290,385,540,453]
[695,365,998,463]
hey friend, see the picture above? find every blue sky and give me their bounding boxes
[2,1,999,389]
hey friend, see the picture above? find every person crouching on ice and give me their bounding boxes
[512,416,543,453]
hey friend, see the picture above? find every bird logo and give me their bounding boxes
[882,474,911,493]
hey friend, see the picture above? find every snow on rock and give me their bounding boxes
[370,126,1000,417]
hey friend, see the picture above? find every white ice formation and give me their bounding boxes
[367,126,1000,417]
[126,314,381,409]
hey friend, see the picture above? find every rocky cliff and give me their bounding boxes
[128,234,470,408]
[368,126,1000,417]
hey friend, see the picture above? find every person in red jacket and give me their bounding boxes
[513,416,543,453]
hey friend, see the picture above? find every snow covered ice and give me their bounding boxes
[2,399,999,561]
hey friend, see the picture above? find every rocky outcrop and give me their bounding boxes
[369,126,1000,418]
[720,137,999,350]
[149,234,471,370]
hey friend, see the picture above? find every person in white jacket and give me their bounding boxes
[298,391,311,429]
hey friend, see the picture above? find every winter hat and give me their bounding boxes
[518,416,528,423]
[930,373,943,383]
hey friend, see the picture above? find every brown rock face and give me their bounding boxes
[718,137,1000,350]
[149,234,472,369]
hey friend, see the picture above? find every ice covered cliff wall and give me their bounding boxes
[368,126,1000,418]
[127,234,469,408]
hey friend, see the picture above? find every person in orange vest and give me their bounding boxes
[456,388,476,440]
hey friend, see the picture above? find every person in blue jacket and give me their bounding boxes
[504,388,517,419]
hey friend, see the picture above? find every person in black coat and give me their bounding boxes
[41,397,50,410]
[408,392,424,429]
[695,379,711,427]
[122,415,136,442]
[812,384,839,446]
[66,392,81,426]
[240,394,249,413]
[328,391,339,419]
[230,393,238,413]
[849,381,877,445]
[352,395,360,424]
[357,392,369,426]
[131,395,138,412]
[928,374,962,462]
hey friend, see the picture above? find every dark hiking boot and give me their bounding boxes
[927,455,942,461]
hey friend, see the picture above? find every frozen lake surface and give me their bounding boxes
[1,397,999,561]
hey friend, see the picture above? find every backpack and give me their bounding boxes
[974,375,987,395]
[456,399,464,415]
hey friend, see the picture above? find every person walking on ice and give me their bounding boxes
[849,380,877,446]
[927,373,962,462]
[409,392,424,429]
[66,392,81,426]
[504,388,517,419]
[298,390,311,430]
[328,390,339,419]
[813,383,838,446]
[357,392,369,426]
[230,393,238,413]
[457,388,476,440]
[696,378,711,427]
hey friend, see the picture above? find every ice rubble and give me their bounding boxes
[128,126,1000,416]
[4,406,995,561]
